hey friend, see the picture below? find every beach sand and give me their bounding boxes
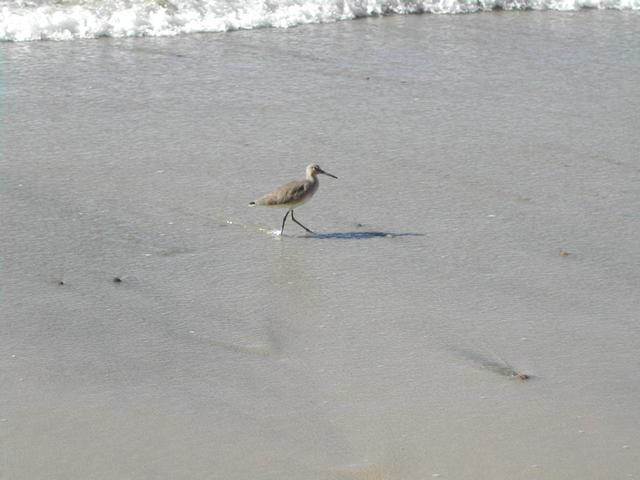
[2,11,640,479]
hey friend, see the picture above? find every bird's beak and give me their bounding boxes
[320,169,338,179]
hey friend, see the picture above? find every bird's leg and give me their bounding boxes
[290,210,314,234]
[281,210,290,235]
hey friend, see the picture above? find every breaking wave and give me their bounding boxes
[1,0,638,42]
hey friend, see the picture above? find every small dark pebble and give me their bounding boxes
[58,280,65,286]
[518,373,530,380]
[113,277,122,283]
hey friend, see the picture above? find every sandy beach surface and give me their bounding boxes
[2,10,640,479]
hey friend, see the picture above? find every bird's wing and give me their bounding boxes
[255,180,309,206]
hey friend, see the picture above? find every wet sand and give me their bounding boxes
[2,11,640,479]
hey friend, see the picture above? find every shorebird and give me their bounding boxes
[249,164,337,234]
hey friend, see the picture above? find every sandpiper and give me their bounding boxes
[249,164,337,234]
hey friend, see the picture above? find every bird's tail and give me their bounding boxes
[248,201,256,207]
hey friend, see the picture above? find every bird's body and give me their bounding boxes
[249,164,337,234]
[251,176,319,209]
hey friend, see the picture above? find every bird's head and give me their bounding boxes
[307,164,338,179]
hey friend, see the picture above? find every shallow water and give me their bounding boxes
[2,11,640,479]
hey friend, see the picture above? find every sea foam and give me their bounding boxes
[0,0,638,41]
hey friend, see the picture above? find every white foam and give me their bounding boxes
[0,0,638,41]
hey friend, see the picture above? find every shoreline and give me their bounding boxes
[3,11,639,479]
